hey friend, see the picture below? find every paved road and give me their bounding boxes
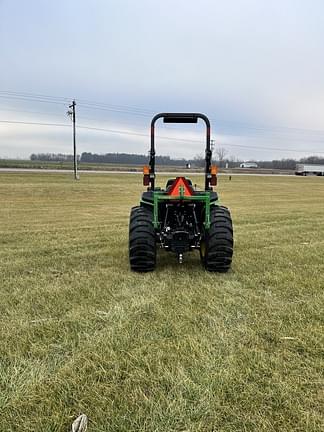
[0,168,294,176]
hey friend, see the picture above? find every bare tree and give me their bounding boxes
[214,147,228,167]
[193,154,205,168]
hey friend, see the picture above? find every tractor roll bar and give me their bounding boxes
[150,113,212,190]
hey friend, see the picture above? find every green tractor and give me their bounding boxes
[129,113,233,272]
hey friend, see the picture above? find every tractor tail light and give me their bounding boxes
[210,165,218,186]
[143,165,150,186]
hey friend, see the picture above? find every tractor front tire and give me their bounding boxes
[129,206,156,272]
[201,206,233,272]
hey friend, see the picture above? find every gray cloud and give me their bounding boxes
[0,0,324,159]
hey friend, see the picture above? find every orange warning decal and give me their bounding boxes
[168,177,193,197]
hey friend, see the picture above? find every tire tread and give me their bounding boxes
[129,206,156,272]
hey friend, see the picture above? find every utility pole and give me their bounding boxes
[68,100,78,180]
[211,139,215,159]
[211,139,215,150]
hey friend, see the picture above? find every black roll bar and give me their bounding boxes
[149,113,212,190]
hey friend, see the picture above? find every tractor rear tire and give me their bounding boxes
[129,206,156,272]
[201,206,233,272]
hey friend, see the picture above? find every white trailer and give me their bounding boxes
[240,162,258,168]
[295,164,324,176]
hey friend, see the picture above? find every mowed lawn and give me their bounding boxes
[0,172,323,432]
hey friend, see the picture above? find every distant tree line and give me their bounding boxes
[30,153,79,162]
[29,153,324,170]
[210,156,324,169]
[80,152,188,165]
[254,156,324,170]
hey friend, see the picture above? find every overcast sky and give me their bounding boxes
[0,0,324,160]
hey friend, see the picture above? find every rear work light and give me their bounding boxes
[210,165,218,186]
[143,165,150,186]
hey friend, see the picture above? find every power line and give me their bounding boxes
[0,120,70,127]
[75,105,324,141]
[4,107,321,145]
[210,117,324,137]
[0,89,323,159]
[0,90,71,102]
[0,94,67,106]
[82,126,323,154]
[1,90,324,140]
[0,91,153,116]
[77,100,154,115]
[1,119,324,155]
[0,90,152,112]
[0,107,65,117]
[77,103,153,118]
[2,103,322,144]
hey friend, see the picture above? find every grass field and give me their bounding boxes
[0,159,294,175]
[1,173,323,432]
[0,159,144,171]
[0,159,194,172]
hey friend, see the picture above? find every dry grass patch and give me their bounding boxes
[0,173,323,431]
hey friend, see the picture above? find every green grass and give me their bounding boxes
[0,159,142,171]
[0,159,195,172]
[0,173,323,432]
